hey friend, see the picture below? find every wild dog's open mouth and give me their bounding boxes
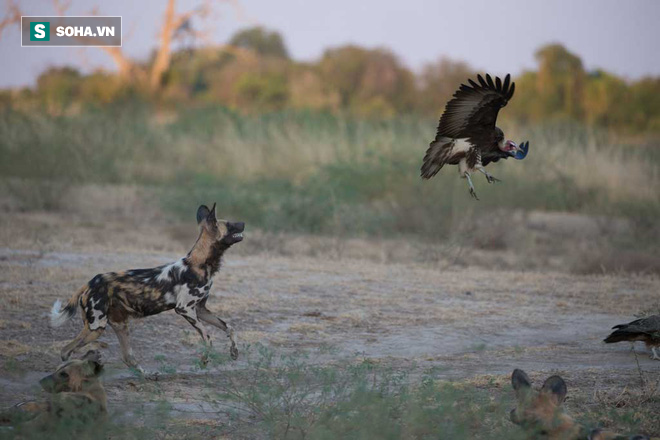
[224,221,245,244]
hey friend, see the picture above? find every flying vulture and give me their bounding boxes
[420,73,529,199]
[604,315,660,360]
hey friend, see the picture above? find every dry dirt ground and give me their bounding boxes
[0,201,658,436]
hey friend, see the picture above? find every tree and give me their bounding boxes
[229,27,289,59]
[288,67,340,112]
[36,67,81,113]
[235,71,288,110]
[583,70,630,128]
[318,45,416,116]
[505,71,540,123]
[419,57,475,116]
[629,77,660,132]
[534,43,586,120]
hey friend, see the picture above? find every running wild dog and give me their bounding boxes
[510,369,653,440]
[50,204,244,374]
[2,351,106,431]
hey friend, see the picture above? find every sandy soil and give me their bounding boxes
[0,208,658,436]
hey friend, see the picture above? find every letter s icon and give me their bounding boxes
[35,24,45,39]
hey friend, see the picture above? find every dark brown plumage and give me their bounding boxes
[604,315,660,360]
[433,73,514,146]
[421,73,528,199]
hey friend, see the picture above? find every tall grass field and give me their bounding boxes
[1,105,658,241]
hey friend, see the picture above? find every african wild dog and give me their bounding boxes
[50,204,244,374]
[510,369,654,440]
[2,350,106,431]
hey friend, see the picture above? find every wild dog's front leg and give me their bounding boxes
[175,306,212,365]
[61,326,105,361]
[196,305,238,360]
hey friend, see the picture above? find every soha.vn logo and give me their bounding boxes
[29,21,116,41]
[29,22,50,41]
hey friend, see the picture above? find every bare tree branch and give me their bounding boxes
[0,0,22,37]
[52,0,72,16]
[149,0,220,91]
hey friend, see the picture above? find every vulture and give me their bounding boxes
[604,315,660,360]
[421,73,529,199]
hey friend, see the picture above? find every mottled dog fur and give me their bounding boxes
[50,204,244,373]
[510,369,653,440]
[2,351,106,432]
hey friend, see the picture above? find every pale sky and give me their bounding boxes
[1,0,659,88]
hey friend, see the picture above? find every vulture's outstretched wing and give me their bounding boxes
[434,73,514,142]
[421,74,514,179]
[612,315,660,332]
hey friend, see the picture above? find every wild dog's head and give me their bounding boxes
[509,369,577,438]
[197,203,244,247]
[510,369,651,440]
[39,350,103,394]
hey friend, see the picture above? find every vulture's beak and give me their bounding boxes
[513,141,529,160]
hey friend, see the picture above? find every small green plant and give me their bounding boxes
[3,357,24,377]
[195,344,525,439]
[154,354,177,375]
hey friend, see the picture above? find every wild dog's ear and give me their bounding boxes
[207,203,217,222]
[81,350,103,377]
[82,359,103,377]
[197,205,211,224]
[541,375,567,405]
[512,369,532,399]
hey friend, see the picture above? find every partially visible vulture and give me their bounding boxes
[604,315,660,360]
[421,73,529,199]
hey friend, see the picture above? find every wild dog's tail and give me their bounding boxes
[50,284,87,327]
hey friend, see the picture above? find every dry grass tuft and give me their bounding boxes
[0,340,32,356]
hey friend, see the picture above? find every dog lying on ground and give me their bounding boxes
[1,351,106,433]
[50,204,244,375]
[510,369,654,440]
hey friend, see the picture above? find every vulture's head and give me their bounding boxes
[501,140,518,156]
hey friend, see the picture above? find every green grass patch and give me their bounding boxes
[1,105,658,243]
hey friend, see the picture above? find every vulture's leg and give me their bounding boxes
[464,172,479,200]
[478,168,500,183]
[651,346,660,361]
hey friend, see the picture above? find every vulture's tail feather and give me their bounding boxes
[421,137,452,179]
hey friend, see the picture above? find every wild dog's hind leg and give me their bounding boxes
[110,321,141,370]
[61,326,104,361]
[175,306,212,365]
[196,302,238,360]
